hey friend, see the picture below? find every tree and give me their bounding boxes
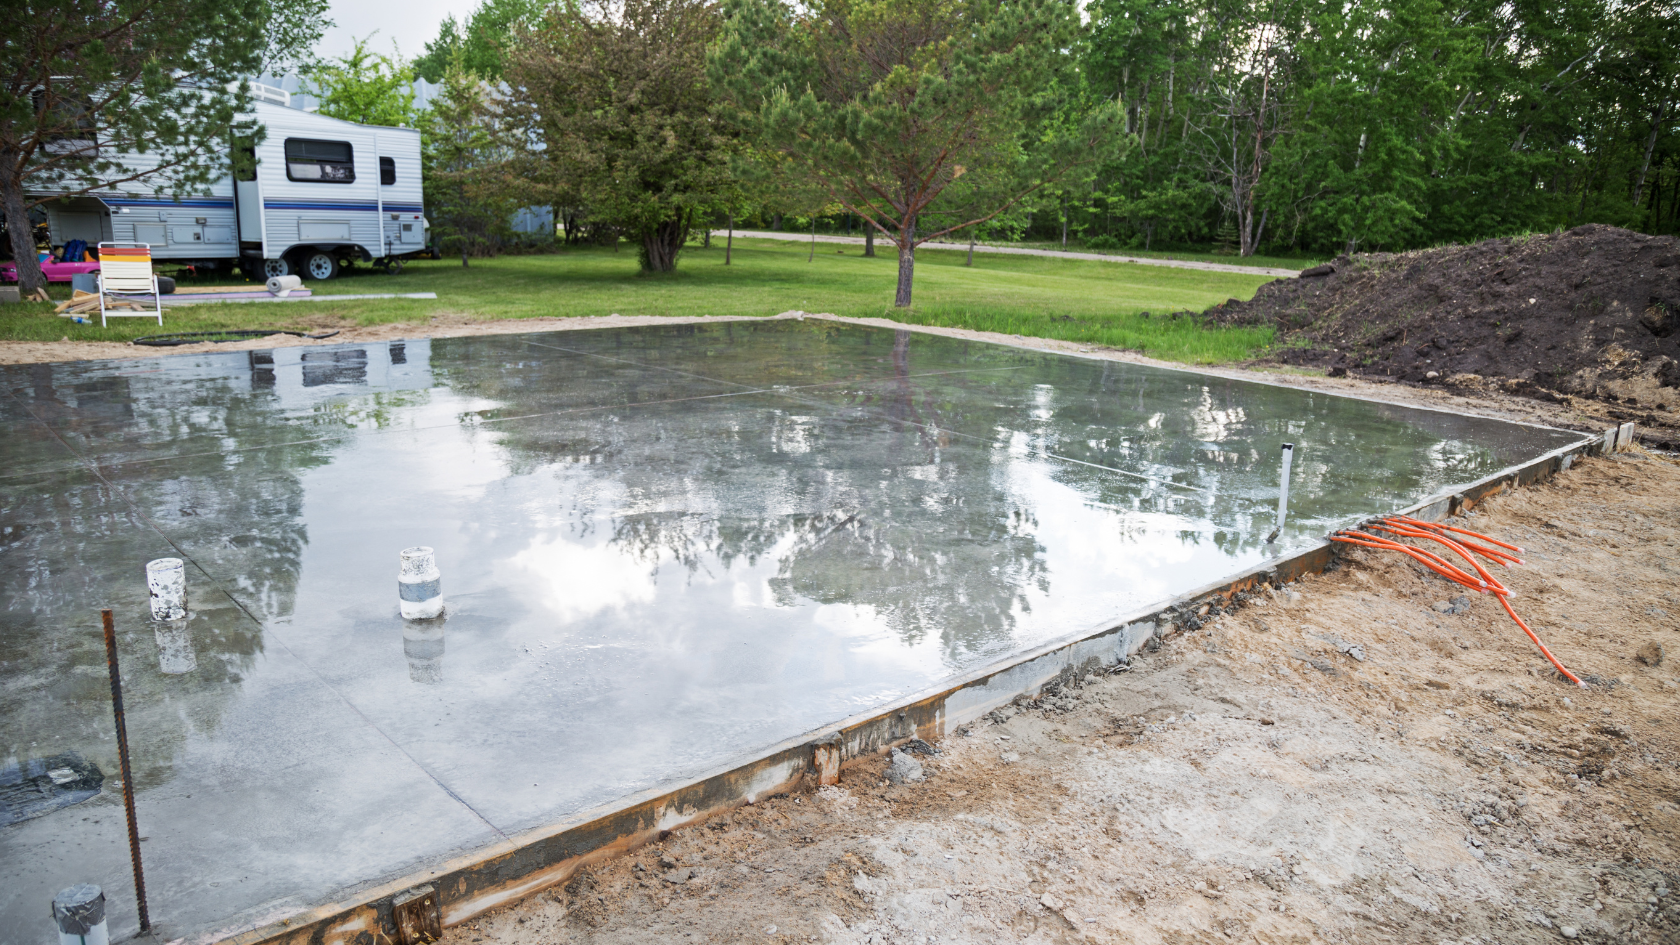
[714,0,1129,306]
[0,0,327,293]
[509,0,740,272]
[413,0,546,83]
[305,35,418,128]
[419,54,525,265]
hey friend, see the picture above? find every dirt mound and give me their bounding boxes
[1211,224,1680,415]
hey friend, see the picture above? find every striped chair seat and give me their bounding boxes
[96,242,163,327]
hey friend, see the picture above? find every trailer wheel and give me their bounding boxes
[302,251,338,281]
[261,257,291,279]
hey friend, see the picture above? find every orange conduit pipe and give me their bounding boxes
[1391,515,1526,560]
[1330,518,1585,688]
[1370,522,1506,592]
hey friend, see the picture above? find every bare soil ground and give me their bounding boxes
[439,448,1679,945]
[1208,224,1680,447]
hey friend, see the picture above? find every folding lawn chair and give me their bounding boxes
[95,242,164,327]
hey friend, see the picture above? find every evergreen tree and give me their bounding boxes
[419,55,524,265]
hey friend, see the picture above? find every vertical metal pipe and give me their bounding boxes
[101,610,149,933]
[1276,442,1295,529]
[1265,443,1295,544]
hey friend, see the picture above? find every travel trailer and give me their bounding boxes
[31,86,425,280]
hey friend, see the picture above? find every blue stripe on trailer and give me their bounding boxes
[384,205,424,214]
[105,199,234,208]
[264,201,381,211]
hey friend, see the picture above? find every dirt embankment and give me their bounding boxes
[449,449,1680,945]
[1210,225,1680,445]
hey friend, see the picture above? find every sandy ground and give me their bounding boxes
[440,448,1679,945]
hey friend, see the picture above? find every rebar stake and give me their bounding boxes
[101,609,149,933]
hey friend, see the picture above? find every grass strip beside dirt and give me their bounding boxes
[0,239,1278,363]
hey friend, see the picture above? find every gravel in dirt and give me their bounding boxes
[444,449,1680,944]
[1209,224,1680,446]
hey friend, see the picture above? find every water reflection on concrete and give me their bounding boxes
[152,621,197,675]
[402,620,445,685]
[0,322,1583,944]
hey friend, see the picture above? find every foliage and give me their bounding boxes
[713,0,1132,305]
[305,36,418,128]
[1082,0,1680,256]
[418,55,526,264]
[412,0,546,83]
[0,0,329,290]
[508,0,740,272]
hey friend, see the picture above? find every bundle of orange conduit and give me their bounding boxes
[1330,514,1585,687]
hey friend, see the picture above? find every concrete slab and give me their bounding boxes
[0,321,1582,943]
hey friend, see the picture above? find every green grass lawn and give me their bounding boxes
[2,237,1279,363]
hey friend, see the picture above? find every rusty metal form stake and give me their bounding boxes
[101,609,150,933]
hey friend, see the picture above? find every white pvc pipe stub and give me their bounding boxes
[146,557,186,621]
[53,884,108,945]
[399,546,444,620]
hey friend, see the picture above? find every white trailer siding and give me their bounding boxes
[253,103,384,261]
[376,128,426,256]
[26,100,424,272]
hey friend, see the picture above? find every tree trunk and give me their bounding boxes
[772,212,781,230]
[2,167,45,294]
[639,215,687,272]
[864,226,875,257]
[808,216,816,262]
[461,251,469,268]
[966,231,975,266]
[726,211,733,266]
[894,217,916,307]
[1633,100,1667,208]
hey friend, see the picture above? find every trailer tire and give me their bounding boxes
[261,257,292,279]
[301,250,338,281]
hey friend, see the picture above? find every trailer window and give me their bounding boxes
[380,157,396,185]
[285,138,355,183]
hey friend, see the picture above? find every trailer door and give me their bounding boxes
[234,140,264,252]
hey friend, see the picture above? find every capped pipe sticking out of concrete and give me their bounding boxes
[399,547,444,620]
[146,558,186,621]
[53,884,108,945]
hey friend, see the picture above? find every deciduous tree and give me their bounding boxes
[509,0,739,272]
[306,36,418,128]
[0,0,327,292]
[714,0,1129,306]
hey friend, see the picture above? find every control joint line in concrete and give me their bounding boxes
[762,381,1211,496]
[1,384,513,847]
[522,337,1209,495]
[0,359,1026,484]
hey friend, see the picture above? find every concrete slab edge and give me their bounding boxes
[207,424,1629,945]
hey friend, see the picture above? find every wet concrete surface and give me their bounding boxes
[0,321,1582,943]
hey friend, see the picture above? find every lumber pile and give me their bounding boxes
[55,290,149,316]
